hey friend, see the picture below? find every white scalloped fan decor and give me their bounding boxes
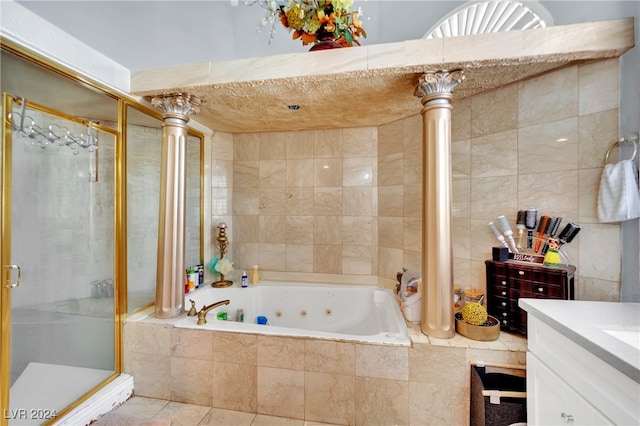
[424,0,554,39]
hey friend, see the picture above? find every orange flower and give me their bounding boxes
[317,9,336,33]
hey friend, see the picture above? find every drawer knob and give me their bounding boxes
[502,312,507,317]
[518,271,524,276]
[501,280,507,285]
[538,287,544,293]
[501,291,507,296]
[561,412,574,423]
[502,320,507,325]
[501,302,506,307]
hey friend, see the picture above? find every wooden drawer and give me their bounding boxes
[511,281,564,298]
[508,267,566,286]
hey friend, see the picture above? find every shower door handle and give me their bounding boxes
[4,264,22,288]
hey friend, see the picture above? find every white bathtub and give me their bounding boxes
[174,281,411,346]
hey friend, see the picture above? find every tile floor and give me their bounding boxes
[104,395,337,426]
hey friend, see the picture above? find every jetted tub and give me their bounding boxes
[174,281,411,346]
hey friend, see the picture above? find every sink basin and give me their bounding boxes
[603,328,640,349]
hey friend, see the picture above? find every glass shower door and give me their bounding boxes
[4,99,117,424]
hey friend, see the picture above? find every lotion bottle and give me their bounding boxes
[251,265,259,284]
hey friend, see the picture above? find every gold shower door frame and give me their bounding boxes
[0,40,206,426]
[0,94,122,425]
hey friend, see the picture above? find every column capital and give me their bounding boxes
[151,93,201,117]
[414,70,465,104]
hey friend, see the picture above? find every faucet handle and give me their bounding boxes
[187,299,197,316]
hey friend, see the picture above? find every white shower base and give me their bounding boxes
[9,362,113,425]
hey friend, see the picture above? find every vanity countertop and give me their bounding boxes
[519,299,640,383]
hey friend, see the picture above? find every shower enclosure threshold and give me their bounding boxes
[9,363,116,425]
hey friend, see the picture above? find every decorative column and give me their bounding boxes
[151,93,201,318]
[414,70,464,338]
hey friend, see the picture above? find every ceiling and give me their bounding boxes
[9,1,638,133]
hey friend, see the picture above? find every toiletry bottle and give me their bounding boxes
[252,265,259,284]
[187,267,196,292]
[241,271,248,288]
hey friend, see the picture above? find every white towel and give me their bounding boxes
[598,159,640,223]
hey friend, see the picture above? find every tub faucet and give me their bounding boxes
[194,299,230,325]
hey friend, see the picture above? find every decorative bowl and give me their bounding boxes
[455,312,500,341]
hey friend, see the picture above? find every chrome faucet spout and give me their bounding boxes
[196,299,230,325]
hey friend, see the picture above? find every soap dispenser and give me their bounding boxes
[251,265,259,284]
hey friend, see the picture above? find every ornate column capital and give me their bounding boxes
[151,93,201,118]
[414,70,465,105]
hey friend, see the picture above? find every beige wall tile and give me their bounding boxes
[212,187,232,216]
[314,158,343,187]
[233,243,260,272]
[452,97,471,142]
[378,185,403,217]
[517,170,579,220]
[471,177,518,221]
[258,243,286,271]
[452,218,471,260]
[378,153,404,186]
[313,244,342,274]
[578,109,619,169]
[343,157,373,187]
[213,331,258,365]
[579,59,619,116]
[212,361,258,412]
[285,188,314,216]
[131,322,171,356]
[170,327,213,360]
[259,215,285,243]
[305,340,355,375]
[285,244,313,272]
[452,139,471,179]
[356,344,409,381]
[342,245,373,275]
[578,223,621,282]
[378,246,403,280]
[378,216,403,249]
[233,187,259,215]
[403,184,421,219]
[518,118,578,174]
[314,128,343,158]
[453,257,471,289]
[234,133,260,161]
[314,187,343,216]
[287,130,314,159]
[154,401,212,426]
[314,215,343,244]
[452,179,470,218]
[131,352,171,399]
[470,130,518,178]
[259,188,286,216]
[355,377,409,426]
[343,127,376,157]
[305,372,355,425]
[378,120,404,156]
[471,84,518,138]
[578,168,602,223]
[171,357,212,406]
[259,133,287,160]
[234,161,259,188]
[286,159,315,188]
[285,216,313,244]
[518,66,578,128]
[234,215,259,243]
[257,336,305,369]
[343,187,373,216]
[212,159,233,188]
[578,276,620,301]
[409,381,467,426]
[403,218,421,253]
[259,160,286,187]
[199,408,256,425]
[212,131,234,162]
[343,216,373,245]
[257,367,304,420]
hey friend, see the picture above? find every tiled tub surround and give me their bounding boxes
[124,316,526,425]
[219,59,623,303]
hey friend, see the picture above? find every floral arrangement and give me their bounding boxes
[208,257,234,276]
[254,0,366,47]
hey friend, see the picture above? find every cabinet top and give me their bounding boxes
[486,259,576,275]
[520,298,640,383]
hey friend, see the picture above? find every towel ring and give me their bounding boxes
[605,134,638,164]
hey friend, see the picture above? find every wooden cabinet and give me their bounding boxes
[485,260,575,335]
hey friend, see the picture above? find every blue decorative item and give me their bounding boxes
[208,257,220,274]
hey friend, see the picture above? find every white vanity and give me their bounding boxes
[519,299,639,425]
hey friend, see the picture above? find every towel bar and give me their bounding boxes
[605,133,638,164]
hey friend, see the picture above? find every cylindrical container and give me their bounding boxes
[241,271,248,288]
[252,265,259,284]
[187,268,196,293]
[236,309,244,322]
[453,286,462,312]
[196,264,204,287]
[462,288,484,307]
[217,311,227,321]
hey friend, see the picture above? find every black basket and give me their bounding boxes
[470,365,527,426]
